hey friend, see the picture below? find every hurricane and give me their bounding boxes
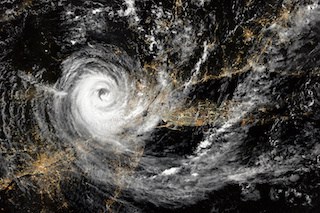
[1,0,320,212]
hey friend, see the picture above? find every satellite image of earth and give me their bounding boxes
[1,0,320,212]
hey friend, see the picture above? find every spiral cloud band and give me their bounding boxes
[29,44,176,189]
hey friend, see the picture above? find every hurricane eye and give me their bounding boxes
[98,88,110,101]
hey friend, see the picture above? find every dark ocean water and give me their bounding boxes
[1,0,320,212]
